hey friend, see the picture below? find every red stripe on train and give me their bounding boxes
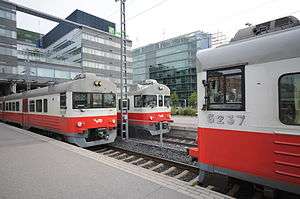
[2,112,117,134]
[197,127,300,186]
[117,112,173,124]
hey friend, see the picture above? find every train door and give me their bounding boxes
[22,98,28,128]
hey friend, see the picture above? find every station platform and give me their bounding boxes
[0,122,231,199]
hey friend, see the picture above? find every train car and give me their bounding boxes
[189,16,300,195]
[0,73,117,147]
[118,79,172,137]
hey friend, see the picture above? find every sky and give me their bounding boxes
[11,0,300,48]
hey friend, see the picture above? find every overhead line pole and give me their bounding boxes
[116,0,129,140]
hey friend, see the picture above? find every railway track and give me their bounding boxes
[90,145,255,198]
[162,135,197,147]
[91,145,200,185]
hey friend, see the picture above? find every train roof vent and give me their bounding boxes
[231,16,300,42]
[140,79,158,85]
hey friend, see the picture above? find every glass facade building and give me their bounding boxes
[0,2,132,95]
[133,31,211,105]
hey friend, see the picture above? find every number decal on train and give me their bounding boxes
[207,114,245,126]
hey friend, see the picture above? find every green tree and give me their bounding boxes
[170,92,179,107]
[188,92,197,108]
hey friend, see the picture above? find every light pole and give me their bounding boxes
[115,0,129,140]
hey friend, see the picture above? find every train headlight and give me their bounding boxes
[77,121,83,127]
[112,119,116,124]
[94,81,102,87]
[149,116,153,120]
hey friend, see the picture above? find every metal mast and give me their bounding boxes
[116,0,129,139]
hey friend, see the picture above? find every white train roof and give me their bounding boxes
[129,79,170,96]
[3,73,116,101]
[197,25,300,71]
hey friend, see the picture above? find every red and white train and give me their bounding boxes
[118,79,172,137]
[0,73,117,147]
[189,16,300,195]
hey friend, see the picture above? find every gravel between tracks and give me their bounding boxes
[109,137,198,166]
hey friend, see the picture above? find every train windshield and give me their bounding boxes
[164,96,171,107]
[73,92,116,109]
[207,66,245,110]
[134,95,157,108]
[279,73,300,125]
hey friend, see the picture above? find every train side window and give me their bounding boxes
[207,66,245,111]
[5,103,8,111]
[164,96,171,107]
[29,100,35,112]
[134,95,142,108]
[36,99,42,112]
[158,95,163,107]
[60,93,67,109]
[9,102,12,111]
[279,73,300,125]
[0,103,2,111]
[16,101,19,111]
[12,102,16,111]
[43,99,48,113]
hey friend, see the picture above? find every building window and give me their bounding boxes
[207,66,245,111]
[43,99,48,113]
[16,101,19,111]
[36,99,42,112]
[60,93,67,109]
[0,9,16,21]
[279,73,300,125]
[29,100,35,112]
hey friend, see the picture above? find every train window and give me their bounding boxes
[73,93,89,109]
[60,93,67,109]
[92,93,102,108]
[279,73,300,125]
[143,95,157,108]
[0,103,2,111]
[134,95,143,108]
[43,99,48,113]
[164,96,171,107]
[207,66,245,111]
[16,101,19,111]
[9,102,12,111]
[29,100,35,112]
[36,100,42,112]
[158,95,163,107]
[103,94,116,108]
[5,103,8,111]
[12,102,15,111]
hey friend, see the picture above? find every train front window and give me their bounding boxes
[207,66,244,111]
[92,94,102,108]
[279,73,300,125]
[103,94,116,108]
[73,93,89,109]
[164,96,171,107]
[142,95,157,107]
[73,93,116,109]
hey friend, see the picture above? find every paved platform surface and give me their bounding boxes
[0,122,231,199]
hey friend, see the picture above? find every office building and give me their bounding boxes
[0,1,132,95]
[132,31,211,106]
